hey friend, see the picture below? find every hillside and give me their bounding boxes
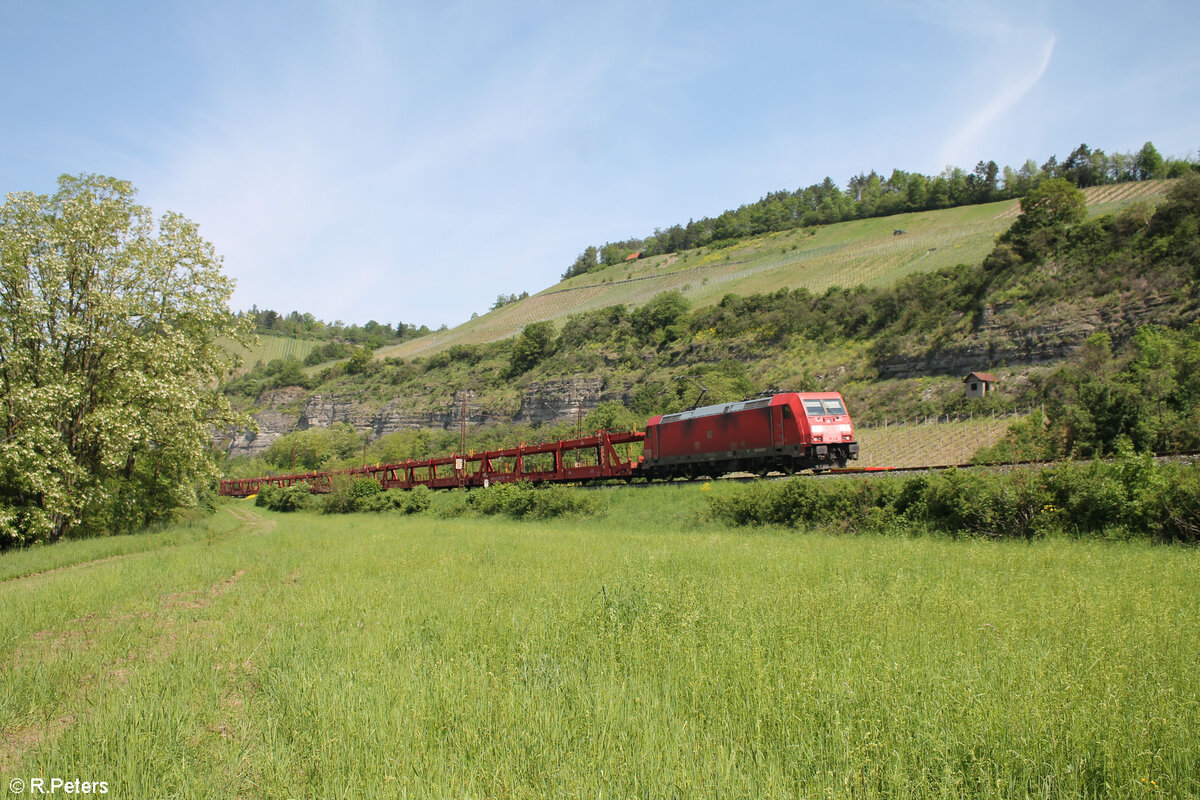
[223,177,1198,466]
[223,333,322,369]
[375,181,1172,359]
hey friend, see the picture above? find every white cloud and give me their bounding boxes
[937,33,1056,168]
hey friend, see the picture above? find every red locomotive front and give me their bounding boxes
[641,391,857,479]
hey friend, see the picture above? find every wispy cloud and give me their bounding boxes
[144,3,630,326]
[937,33,1056,167]
[879,0,1058,169]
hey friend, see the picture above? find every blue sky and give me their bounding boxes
[2,0,1198,328]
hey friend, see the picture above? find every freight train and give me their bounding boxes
[219,391,857,497]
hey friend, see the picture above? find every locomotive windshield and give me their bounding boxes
[803,398,847,416]
[823,398,846,415]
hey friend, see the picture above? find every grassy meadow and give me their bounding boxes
[2,485,1198,798]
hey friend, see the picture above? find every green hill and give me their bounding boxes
[376,181,1172,359]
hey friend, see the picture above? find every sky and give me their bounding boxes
[2,0,1198,329]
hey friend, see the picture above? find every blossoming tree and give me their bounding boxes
[0,175,251,546]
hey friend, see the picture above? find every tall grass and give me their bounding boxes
[2,492,1197,797]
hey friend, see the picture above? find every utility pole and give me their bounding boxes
[460,390,468,455]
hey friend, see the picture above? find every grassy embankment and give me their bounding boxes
[3,487,1197,798]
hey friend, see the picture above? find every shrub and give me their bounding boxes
[972,416,1051,464]
[467,481,603,520]
[322,476,382,514]
[357,486,433,514]
[918,468,1049,539]
[253,486,272,508]
[706,457,1200,542]
[254,483,314,512]
[508,322,557,376]
[344,347,377,375]
[631,291,691,343]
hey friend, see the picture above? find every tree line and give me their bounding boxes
[245,306,433,348]
[563,141,1194,279]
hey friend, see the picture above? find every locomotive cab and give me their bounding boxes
[793,392,858,468]
[639,390,858,479]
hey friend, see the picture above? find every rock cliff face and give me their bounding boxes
[227,377,614,457]
[876,324,1087,377]
[513,378,607,425]
[228,291,1193,457]
[876,293,1187,378]
[224,387,304,459]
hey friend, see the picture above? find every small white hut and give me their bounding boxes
[963,371,997,399]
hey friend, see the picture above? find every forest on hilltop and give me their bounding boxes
[563,141,1191,278]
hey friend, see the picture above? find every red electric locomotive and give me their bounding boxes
[639,391,857,479]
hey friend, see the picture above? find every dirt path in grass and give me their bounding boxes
[226,505,275,532]
[1,507,272,584]
[1,517,264,771]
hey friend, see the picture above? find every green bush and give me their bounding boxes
[706,478,895,532]
[357,486,432,514]
[467,481,604,520]
[322,476,383,514]
[508,322,557,376]
[707,456,1200,543]
[972,416,1052,463]
[1042,450,1200,542]
[254,483,314,512]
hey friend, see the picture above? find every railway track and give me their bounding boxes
[226,449,1200,497]
[575,449,1200,489]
